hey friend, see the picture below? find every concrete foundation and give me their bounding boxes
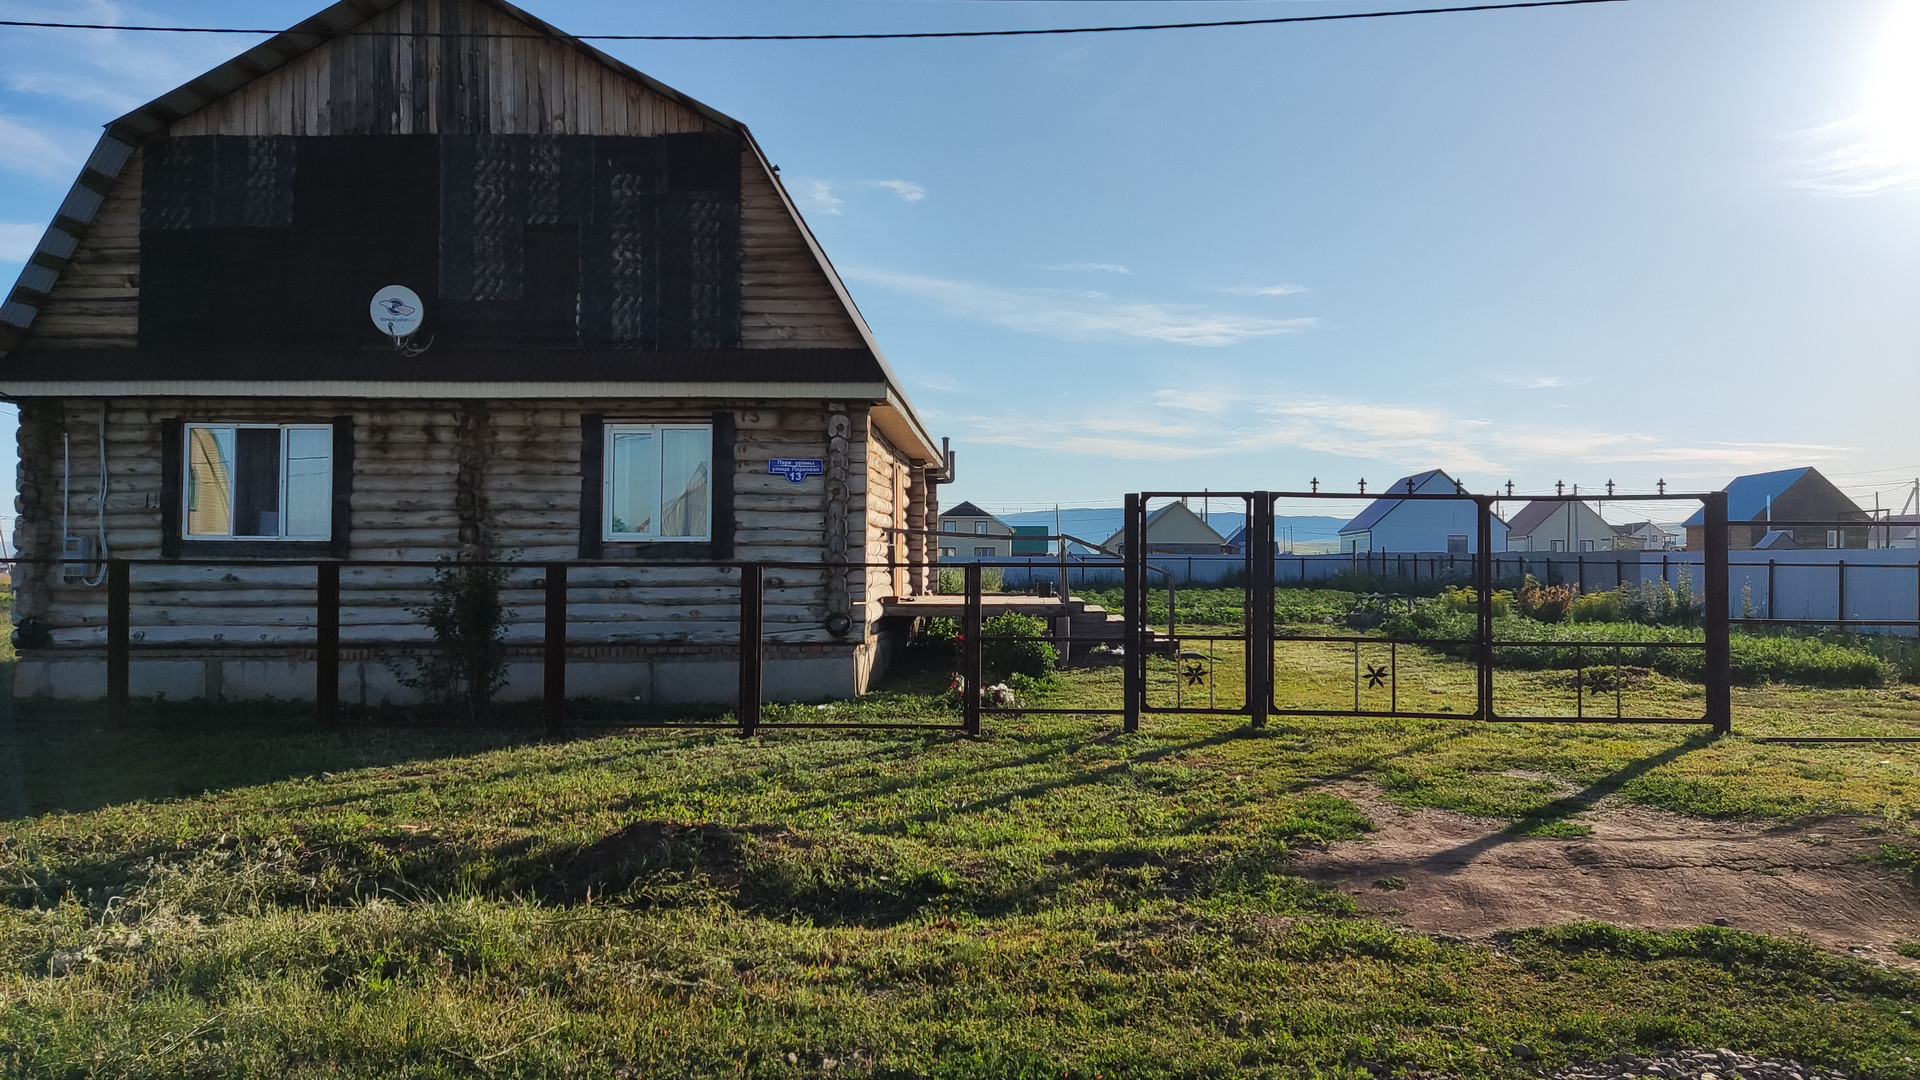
[13,632,898,706]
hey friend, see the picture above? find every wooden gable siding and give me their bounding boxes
[13,397,875,649]
[23,151,143,349]
[165,0,713,139]
[740,160,864,348]
[18,0,864,353]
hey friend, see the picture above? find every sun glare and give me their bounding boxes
[1862,0,1920,159]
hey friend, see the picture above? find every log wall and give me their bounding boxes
[12,396,921,651]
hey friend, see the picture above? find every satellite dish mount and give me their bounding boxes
[369,285,431,356]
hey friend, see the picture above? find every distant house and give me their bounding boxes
[1682,468,1868,550]
[1611,521,1678,551]
[1338,470,1506,554]
[1505,499,1619,552]
[1103,501,1229,555]
[939,501,1013,559]
[1882,515,1920,549]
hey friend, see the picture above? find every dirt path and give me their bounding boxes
[1292,784,1920,961]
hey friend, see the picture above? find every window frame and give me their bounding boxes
[1446,534,1469,555]
[973,546,995,557]
[180,422,335,542]
[974,521,987,535]
[1827,529,1842,549]
[601,422,714,544]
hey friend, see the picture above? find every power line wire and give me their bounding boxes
[0,0,1636,42]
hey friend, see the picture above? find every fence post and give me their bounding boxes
[1837,559,1847,628]
[1247,493,1273,729]
[1703,492,1732,735]
[962,563,983,738]
[1475,500,1494,721]
[738,563,763,737]
[543,564,567,735]
[107,559,129,724]
[316,561,339,725]
[1123,493,1143,733]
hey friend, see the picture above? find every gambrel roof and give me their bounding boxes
[0,0,939,460]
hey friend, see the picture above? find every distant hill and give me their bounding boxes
[996,507,1349,547]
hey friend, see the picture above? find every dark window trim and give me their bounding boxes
[580,410,735,561]
[160,414,353,560]
[578,413,603,559]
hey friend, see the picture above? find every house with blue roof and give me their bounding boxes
[1337,469,1506,554]
[1681,467,1866,550]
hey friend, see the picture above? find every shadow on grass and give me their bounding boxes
[0,675,767,819]
[1418,733,1717,872]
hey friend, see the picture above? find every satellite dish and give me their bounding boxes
[369,285,424,339]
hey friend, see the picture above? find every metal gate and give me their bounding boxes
[1119,488,1732,733]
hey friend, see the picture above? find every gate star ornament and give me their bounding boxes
[1183,663,1209,687]
[1364,663,1389,689]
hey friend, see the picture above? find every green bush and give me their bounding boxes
[980,611,1058,682]
[1438,584,1512,618]
[913,616,959,646]
[1571,589,1624,623]
[1379,602,1897,688]
[936,566,1008,595]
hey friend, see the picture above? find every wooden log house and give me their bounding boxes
[0,0,947,704]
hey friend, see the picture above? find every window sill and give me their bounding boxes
[176,539,337,559]
[602,541,721,560]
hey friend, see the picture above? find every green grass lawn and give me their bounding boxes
[6,639,1920,1078]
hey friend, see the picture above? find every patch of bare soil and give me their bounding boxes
[1293,784,1920,962]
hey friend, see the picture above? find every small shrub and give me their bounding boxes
[1515,576,1577,623]
[936,566,1008,594]
[400,550,513,720]
[913,616,959,646]
[1571,589,1624,623]
[980,611,1058,681]
[1439,585,1512,618]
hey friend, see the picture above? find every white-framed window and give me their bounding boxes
[183,423,332,540]
[974,546,994,557]
[943,520,957,533]
[974,521,987,535]
[1447,535,1468,555]
[940,546,957,557]
[604,423,712,543]
[1827,529,1841,549]
[1579,539,1595,552]
[1550,539,1567,552]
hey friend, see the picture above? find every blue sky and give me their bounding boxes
[2,0,1918,535]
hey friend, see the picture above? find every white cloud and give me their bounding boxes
[0,114,81,178]
[1044,262,1133,275]
[843,267,1318,346]
[951,387,1858,480]
[1154,388,1233,414]
[0,0,241,114]
[871,179,925,203]
[1785,3,1920,198]
[1787,118,1920,197]
[1217,283,1310,297]
[0,223,45,262]
[798,179,843,215]
[1496,373,1591,390]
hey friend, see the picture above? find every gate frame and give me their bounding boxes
[1121,488,1731,734]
